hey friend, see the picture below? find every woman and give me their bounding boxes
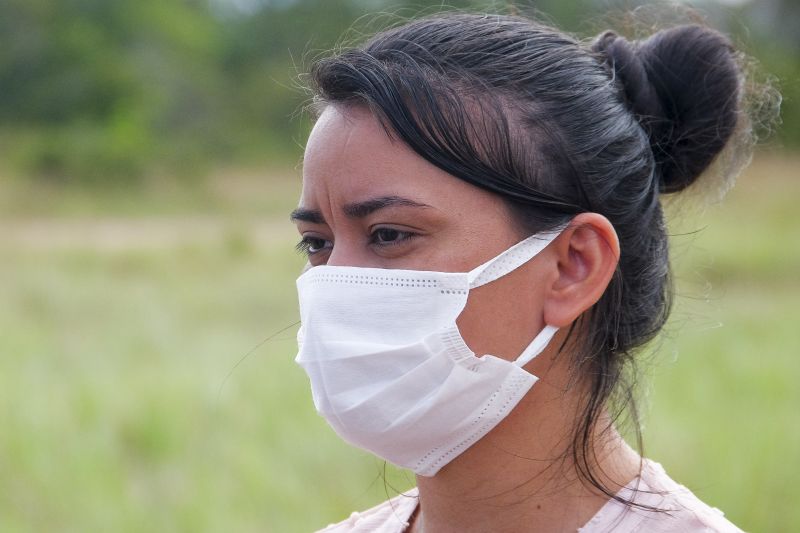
[291,10,762,532]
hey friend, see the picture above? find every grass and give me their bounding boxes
[0,152,798,532]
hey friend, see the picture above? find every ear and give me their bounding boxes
[542,213,620,328]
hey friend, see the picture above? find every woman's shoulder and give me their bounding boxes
[580,459,744,533]
[316,488,419,533]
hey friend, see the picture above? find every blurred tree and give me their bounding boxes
[0,0,794,184]
[0,0,232,182]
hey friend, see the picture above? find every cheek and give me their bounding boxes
[455,265,547,361]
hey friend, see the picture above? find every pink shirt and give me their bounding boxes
[317,460,743,532]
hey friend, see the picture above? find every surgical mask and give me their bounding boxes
[294,229,563,476]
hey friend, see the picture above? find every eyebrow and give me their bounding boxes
[288,207,325,224]
[289,195,432,223]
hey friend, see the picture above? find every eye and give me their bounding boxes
[370,227,415,246]
[295,236,331,256]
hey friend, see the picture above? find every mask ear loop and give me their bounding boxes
[466,227,565,289]
[465,226,567,368]
[514,324,559,367]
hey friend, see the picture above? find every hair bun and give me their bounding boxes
[593,25,742,194]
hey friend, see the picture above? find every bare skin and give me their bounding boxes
[293,105,641,533]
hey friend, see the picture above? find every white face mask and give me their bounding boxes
[295,229,563,476]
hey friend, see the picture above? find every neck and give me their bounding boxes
[410,367,641,533]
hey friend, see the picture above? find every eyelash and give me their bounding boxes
[294,237,327,256]
[295,228,416,257]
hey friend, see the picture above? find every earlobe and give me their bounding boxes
[542,213,620,328]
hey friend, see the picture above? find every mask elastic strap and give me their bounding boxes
[514,324,559,367]
[466,227,564,289]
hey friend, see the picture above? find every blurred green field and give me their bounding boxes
[1,153,798,532]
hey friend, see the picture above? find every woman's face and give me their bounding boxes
[293,105,554,362]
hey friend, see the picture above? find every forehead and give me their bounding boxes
[300,106,507,227]
[303,106,422,200]
[301,105,490,209]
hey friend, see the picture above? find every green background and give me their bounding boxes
[0,1,797,532]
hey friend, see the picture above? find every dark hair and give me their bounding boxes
[306,11,754,503]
